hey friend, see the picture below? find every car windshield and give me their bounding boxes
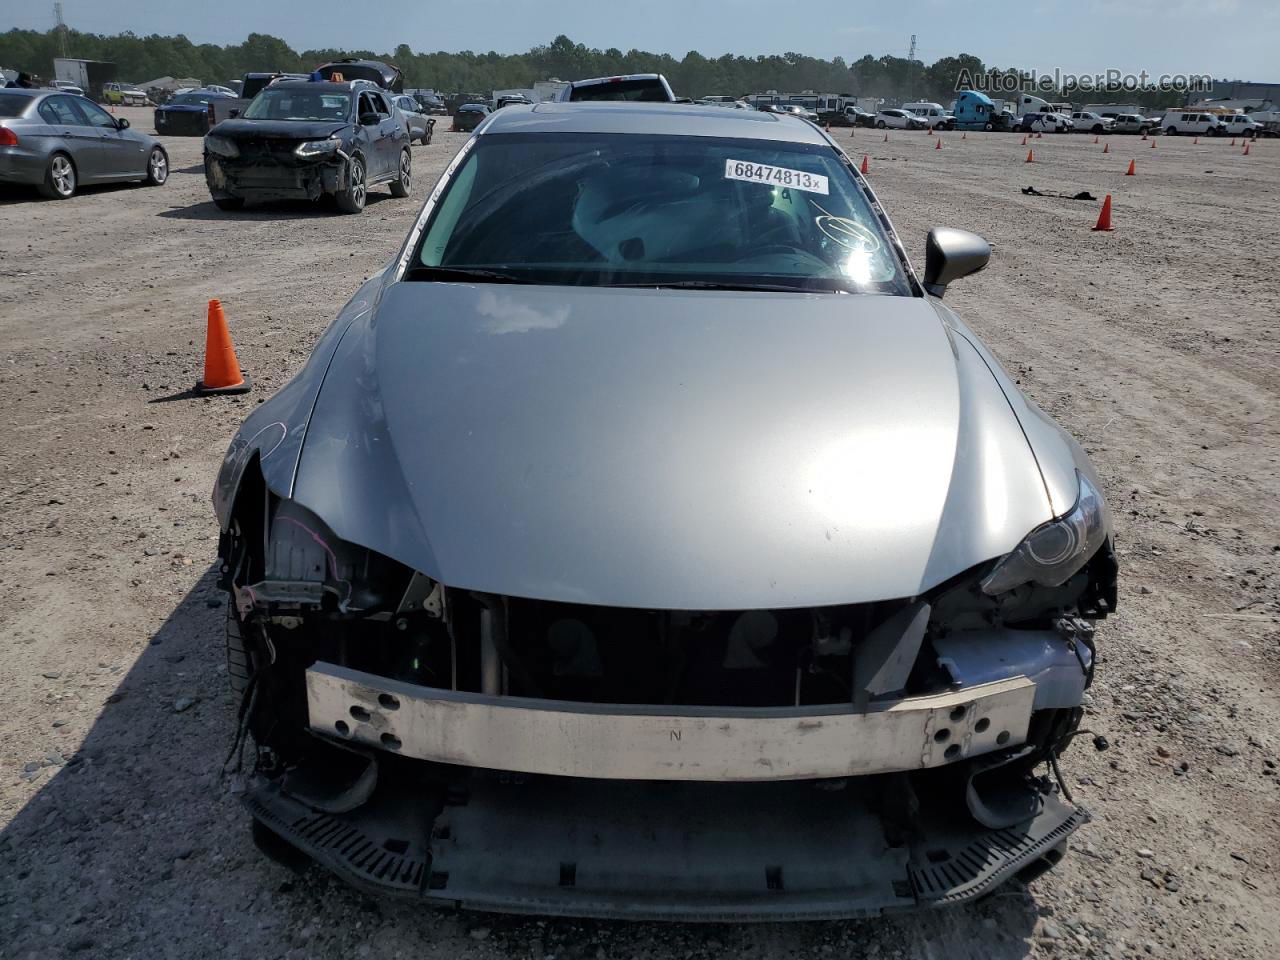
[411,132,911,295]
[570,79,668,102]
[243,88,350,121]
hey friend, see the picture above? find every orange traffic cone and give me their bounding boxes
[882,132,889,142]
[1025,148,1034,163]
[1141,132,1148,140]
[1243,141,1251,155]
[1151,138,1156,148]
[1021,134,1028,145]
[935,138,942,150]
[1037,131,1043,138]
[1125,159,1135,176]
[962,131,966,139]
[1193,136,1199,144]
[1103,142,1110,154]
[1092,194,1114,232]
[824,122,830,132]
[1230,137,1236,146]
[195,299,251,395]
[860,154,870,174]
[1093,135,1099,144]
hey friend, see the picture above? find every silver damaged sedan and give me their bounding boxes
[214,102,1118,921]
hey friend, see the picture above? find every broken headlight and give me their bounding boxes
[981,471,1107,595]
[295,138,340,158]
[205,135,239,158]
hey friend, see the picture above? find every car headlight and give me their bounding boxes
[981,471,1108,595]
[295,139,340,158]
[205,135,239,158]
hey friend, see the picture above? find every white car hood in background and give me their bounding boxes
[291,282,1054,610]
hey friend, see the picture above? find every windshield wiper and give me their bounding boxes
[403,266,528,284]
[605,279,842,294]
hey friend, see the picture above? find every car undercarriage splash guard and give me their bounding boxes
[244,773,1088,921]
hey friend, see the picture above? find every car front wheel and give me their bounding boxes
[876,120,886,128]
[390,149,411,198]
[39,152,77,199]
[336,155,367,214]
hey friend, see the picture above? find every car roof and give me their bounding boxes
[0,88,42,100]
[482,101,829,144]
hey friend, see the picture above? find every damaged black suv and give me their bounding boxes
[203,78,411,213]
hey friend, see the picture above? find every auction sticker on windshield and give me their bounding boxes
[724,159,829,195]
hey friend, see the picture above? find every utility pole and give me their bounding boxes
[908,34,917,62]
[54,2,69,59]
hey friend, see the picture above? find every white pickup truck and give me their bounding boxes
[1070,111,1115,134]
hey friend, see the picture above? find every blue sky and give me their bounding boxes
[9,0,1275,80]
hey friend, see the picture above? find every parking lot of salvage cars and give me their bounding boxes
[0,104,1277,959]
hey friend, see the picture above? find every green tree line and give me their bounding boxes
[1,27,1194,108]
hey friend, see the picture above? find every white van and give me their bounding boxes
[1162,110,1227,136]
[1220,113,1262,138]
[902,101,954,129]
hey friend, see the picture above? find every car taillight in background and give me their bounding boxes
[0,127,18,147]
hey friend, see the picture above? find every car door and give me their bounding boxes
[356,92,389,178]
[37,95,107,180]
[372,91,405,171]
[75,98,144,177]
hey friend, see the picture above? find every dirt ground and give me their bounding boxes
[1,106,1276,960]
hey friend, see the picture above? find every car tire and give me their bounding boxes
[1167,126,1178,136]
[144,147,168,186]
[983,122,994,132]
[1092,124,1103,134]
[38,152,77,199]
[213,196,245,211]
[390,149,411,198]
[335,155,367,214]
[876,120,886,129]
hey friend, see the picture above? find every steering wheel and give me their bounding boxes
[814,216,882,252]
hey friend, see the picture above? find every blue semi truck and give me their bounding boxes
[951,90,1018,131]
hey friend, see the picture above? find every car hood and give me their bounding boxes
[289,282,1055,610]
[211,118,349,139]
[158,104,208,113]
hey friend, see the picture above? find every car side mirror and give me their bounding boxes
[922,227,990,297]
[229,108,239,118]
[359,112,380,126]
[116,117,130,129]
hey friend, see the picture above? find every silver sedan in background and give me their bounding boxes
[393,94,435,145]
[0,88,169,199]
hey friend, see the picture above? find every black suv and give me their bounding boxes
[203,79,411,214]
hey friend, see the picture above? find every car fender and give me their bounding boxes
[213,270,388,529]
[931,300,1098,517]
